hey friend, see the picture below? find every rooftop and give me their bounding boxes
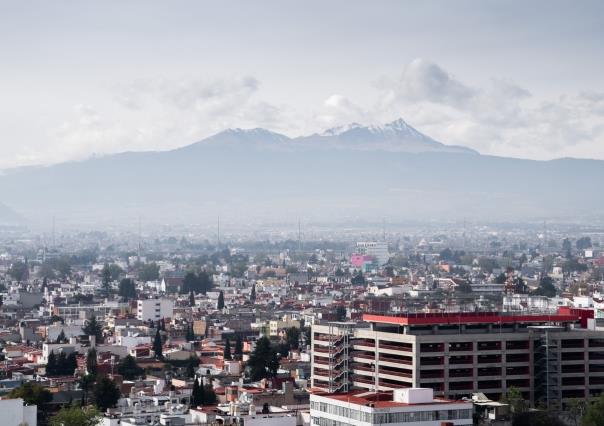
[363,307,591,326]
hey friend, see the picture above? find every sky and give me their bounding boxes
[1,0,604,168]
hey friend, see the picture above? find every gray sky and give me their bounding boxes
[1,0,603,167]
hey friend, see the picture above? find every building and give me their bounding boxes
[310,387,473,426]
[0,398,37,426]
[311,307,603,407]
[136,298,174,321]
[355,242,390,266]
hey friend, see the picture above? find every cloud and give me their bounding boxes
[364,58,604,160]
[394,58,477,106]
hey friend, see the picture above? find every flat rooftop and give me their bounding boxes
[314,391,465,409]
[363,310,583,326]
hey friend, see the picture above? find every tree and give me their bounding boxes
[118,278,137,300]
[189,290,195,307]
[584,392,604,426]
[286,327,300,350]
[512,411,565,426]
[79,373,95,406]
[55,329,67,344]
[532,276,557,298]
[117,355,143,380]
[153,328,163,359]
[250,284,256,303]
[182,271,213,294]
[186,324,195,342]
[577,236,592,250]
[8,261,28,281]
[138,262,160,282]
[50,405,101,426]
[185,356,199,379]
[351,271,365,285]
[65,352,78,375]
[108,263,123,281]
[191,377,201,406]
[101,263,111,296]
[202,384,217,405]
[82,317,103,343]
[234,335,244,360]
[86,348,98,377]
[8,382,52,406]
[47,350,57,376]
[57,351,68,375]
[335,305,347,321]
[247,336,280,381]
[562,238,572,253]
[501,387,528,416]
[217,291,225,310]
[93,377,121,411]
[224,338,232,361]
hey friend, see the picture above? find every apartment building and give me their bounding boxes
[310,387,473,426]
[311,307,603,407]
[136,298,174,321]
[355,242,390,266]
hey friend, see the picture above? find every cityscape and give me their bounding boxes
[1,1,604,426]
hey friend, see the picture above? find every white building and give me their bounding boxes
[310,388,473,426]
[136,298,174,321]
[0,398,37,426]
[356,242,390,266]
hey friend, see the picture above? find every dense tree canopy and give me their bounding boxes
[247,336,280,381]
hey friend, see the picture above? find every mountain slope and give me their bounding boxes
[0,119,600,225]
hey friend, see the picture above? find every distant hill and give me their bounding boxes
[0,118,601,225]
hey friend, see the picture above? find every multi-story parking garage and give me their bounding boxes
[311,307,602,407]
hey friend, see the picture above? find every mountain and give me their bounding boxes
[297,119,477,154]
[0,118,601,226]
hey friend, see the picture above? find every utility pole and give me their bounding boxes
[298,218,302,251]
[217,216,220,247]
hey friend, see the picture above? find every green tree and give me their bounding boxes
[186,324,195,342]
[8,382,52,406]
[82,317,103,342]
[86,348,98,377]
[351,271,365,285]
[191,377,201,406]
[577,236,592,250]
[185,356,199,379]
[50,405,101,426]
[138,262,160,281]
[335,305,347,321]
[101,263,112,296]
[501,386,528,416]
[55,329,67,344]
[250,284,256,303]
[8,260,28,281]
[189,290,195,307]
[224,338,232,361]
[217,290,225,310]
[532,276,557,298]
[47,350,57,376]
[234,335,244,360]
[117,355,143,380]
[153,328,163,360]
[108,263,124,281]
[584,392,604,426]
[247,336,280,381]
[118,278,137,300]
[92,377,121,411]
[286,327,300,350]
[494,272,507,284]
[79,374,95,406]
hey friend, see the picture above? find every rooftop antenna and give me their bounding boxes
[463,217,467,250]
[382,218,386,242]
